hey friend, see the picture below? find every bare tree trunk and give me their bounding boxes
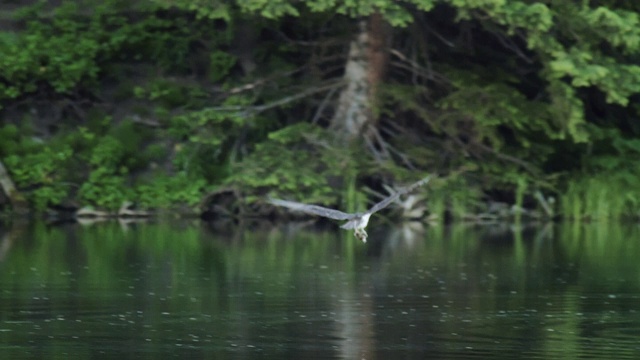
[367,12,390,109]
[0,159,28,214]
[331,13,391,141]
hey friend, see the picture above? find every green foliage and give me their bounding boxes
[3,146,73,211]
[1,117,162,211]
[169,97,257,181]
[0,1,132,102]
[342,169,368,215]
[560,175,639,221]
[0,0,223,105]
[134,79,210,109]
[171,97,251,144]
[440,177,483,221]
[579,5,640,51]
[209,51,237,82]
[78,170,131,210]
[546,81,589,142]
[77,136,130,209]
[136,172,207,208]
[225,123,360,205]
[154,0,233,21]
[0,124,21,155]
[175,0,419,26]
[438,68,560,146]
[236,0,300,19]
[381,81,553,199]
[444,0,640,145]
[2,0,640,218]
[514,177,526,222]
[559,128,640,220]
[548,47,640,106]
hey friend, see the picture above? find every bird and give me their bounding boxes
[268,176,430,242]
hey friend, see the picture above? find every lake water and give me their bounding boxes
[0,220,639,359]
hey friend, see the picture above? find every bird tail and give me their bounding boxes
[340,219,358,230]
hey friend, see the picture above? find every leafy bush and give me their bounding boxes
[136,172,207,209]
[4,146,73,210]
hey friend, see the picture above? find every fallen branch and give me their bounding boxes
[534,190,554,217]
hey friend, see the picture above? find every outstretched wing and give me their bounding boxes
[268,198,356,220]
[366,176,431,215]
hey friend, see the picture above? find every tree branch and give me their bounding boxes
[212,81,345,117]
[472,141,538,174]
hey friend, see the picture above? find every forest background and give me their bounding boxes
[1,0,639,222]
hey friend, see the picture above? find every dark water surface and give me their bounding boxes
[1,221,639,359]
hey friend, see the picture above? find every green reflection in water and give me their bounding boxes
[0,221,639,359]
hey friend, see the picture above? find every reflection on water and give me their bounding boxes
[1,220,640,359]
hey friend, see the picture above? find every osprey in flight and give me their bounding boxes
[268,176,430,242]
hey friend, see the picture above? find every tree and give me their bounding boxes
[223,0,640,216]
[166,0,640,144]
[3,0,640,217]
